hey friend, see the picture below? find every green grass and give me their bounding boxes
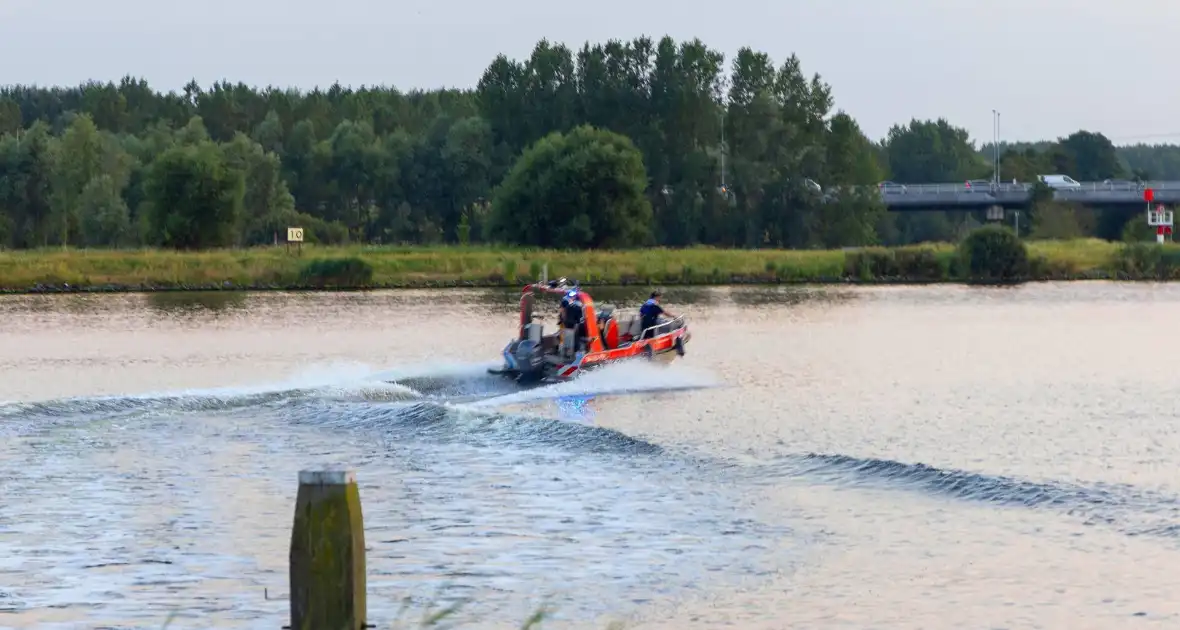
[2,239,1179,293]
[1024,238,1124,277]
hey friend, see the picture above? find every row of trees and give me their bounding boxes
[1,35,1177,251]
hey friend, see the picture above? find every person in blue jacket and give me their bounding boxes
[639,290,676,339]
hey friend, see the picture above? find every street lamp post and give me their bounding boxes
[992,109,999,185]
[997,111,1001,180]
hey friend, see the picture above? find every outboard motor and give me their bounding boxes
[512,338,546,382]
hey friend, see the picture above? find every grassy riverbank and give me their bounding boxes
[0,239,1177,293]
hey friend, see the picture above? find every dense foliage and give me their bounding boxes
[958,225,1029,282]
[1,35,1178,251]
[146,142,244,249]
[488,125,653,248]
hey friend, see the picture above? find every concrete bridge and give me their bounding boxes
[870,180,1180,211]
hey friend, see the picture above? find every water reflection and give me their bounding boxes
[0,293,139,317]
[470,284,846,313]
[555,395,596,422]
[725,285,858,308]
[144,291,249,316]
[0,285,855,323]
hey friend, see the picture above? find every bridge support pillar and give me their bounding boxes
[985,205,1004,222]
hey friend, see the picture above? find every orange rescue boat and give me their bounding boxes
[488,278,689,384]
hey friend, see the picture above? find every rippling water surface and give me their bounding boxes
[2,283,1180,629]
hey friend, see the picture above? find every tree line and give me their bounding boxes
[1,35,1177,251]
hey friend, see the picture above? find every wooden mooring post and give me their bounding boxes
[289,470,367,630]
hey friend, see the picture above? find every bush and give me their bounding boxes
[843,248,897,280]
[298,257,374,288]
[1028,201,1092,240]
[1113,243,1180,279]
[294,212,350,245]
[957,224,1030,282]
[1027,254,1051,279]
[843,246,948,281]
[893,247,948,280]
[1120,217,1156,243]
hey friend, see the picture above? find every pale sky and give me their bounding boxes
[2,0,1177,146]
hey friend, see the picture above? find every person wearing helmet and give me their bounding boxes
[558,290,576,329]
[558,290,584,360]
[639,290,675,339]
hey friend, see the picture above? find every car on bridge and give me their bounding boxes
[878,181,908,194]
[1039,174,1083,190]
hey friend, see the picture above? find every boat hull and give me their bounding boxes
[490,326,689,384]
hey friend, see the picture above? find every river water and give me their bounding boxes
[1,283,1178,629]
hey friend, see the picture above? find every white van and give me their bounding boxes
[1039,174,1083,190]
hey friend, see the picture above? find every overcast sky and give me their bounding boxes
[2,0,1175,146]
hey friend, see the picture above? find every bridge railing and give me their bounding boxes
[871,180,1180,195]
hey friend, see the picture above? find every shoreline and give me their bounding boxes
[0,239,1173,295]
[0,273,1155,296]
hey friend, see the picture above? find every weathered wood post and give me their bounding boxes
[289,470,367,630]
